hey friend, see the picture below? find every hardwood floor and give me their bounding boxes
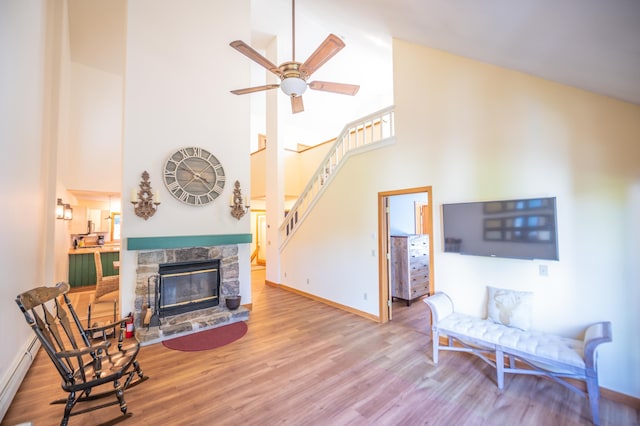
[3,268,638,425]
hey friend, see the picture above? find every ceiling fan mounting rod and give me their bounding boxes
[292,0,296,61]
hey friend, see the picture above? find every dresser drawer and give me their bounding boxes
[410,256,429,268]
[410,273,429,287]
[411,282,429,298]
[409,247,428,257]
[410,265,429,277]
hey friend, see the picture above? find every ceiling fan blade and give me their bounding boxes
[308,81,360,96]
[230,40,283,77]
[291,95,304,114]
[300,34,345,77]
[230,84,280,95]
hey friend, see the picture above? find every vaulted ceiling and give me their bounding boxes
[68,0,640,105]
[252,0,640,105]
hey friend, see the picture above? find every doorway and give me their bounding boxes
[251,211,267,266]
[377,186,434,323]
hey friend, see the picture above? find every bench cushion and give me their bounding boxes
[439,312,585,368]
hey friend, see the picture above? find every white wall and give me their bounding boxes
[0,0,66,418]
[390,192,428,235]
[119,0,253,315]
[60,62,123,192]
[281,39,640,398]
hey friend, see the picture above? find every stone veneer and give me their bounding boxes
[133,244,249,345]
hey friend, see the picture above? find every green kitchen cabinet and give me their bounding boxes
[68,252,119,288]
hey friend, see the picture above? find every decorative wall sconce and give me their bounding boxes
[56,198,64,219]
[229,180,250,220]
[56,198,73,220]
[131,171,160,220]
[64,204,73,220]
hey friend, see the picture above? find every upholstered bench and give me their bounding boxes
[424,290,612,425]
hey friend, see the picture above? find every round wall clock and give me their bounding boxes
[163,147,225,206]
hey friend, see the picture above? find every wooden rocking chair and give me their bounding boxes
[15,282,147,426]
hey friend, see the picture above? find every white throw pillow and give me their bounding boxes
[487,286,533,331]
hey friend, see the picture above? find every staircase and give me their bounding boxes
[279,105,395,249]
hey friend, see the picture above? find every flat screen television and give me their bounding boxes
[442,197,558,260]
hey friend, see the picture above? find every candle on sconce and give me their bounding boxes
[230,194,235,207]
[131,188,138,203]
[153,189,159,203]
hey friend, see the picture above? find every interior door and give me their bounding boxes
[256,213,267,265]
[378,186,434,323]
[414,202,431,235]
[377,193,392,323]
[385,197,393,321]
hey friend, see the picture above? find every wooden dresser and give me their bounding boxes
[390,234,430,306]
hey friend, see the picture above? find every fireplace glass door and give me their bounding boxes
[158,260,220,316]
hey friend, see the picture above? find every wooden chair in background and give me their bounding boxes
[15,282,146,426]
[94,251,119,302]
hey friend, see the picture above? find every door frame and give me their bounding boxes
[377,186,434,323]
[255,212,267,265]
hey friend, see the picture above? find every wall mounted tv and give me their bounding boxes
[442,197,558,260]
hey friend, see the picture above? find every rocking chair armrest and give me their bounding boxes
[56,342,110,358]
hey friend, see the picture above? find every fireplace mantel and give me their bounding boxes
[127,233,252,251]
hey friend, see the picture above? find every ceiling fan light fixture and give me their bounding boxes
[280,77,307,97]
[228,0,357,113]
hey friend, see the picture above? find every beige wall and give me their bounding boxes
[281,39,640,397]
[392,39,640,396]
[294,143,333,195]
[251,143,333,201]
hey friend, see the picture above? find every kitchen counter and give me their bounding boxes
[68,248,120,288]
[68,245,120,254]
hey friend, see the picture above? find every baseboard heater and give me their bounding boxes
[0,336,40,420]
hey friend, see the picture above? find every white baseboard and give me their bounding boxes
[0,336,40,422]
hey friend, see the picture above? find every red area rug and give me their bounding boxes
[162,321,247,352]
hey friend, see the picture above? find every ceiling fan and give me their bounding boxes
[229,0,360,114]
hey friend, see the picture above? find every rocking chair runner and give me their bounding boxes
[15,282,147,426]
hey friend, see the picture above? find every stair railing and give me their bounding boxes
[279,105,395,249]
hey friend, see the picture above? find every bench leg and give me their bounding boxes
[431,327,439,365]
[496,348,505,389]
[586,374,601,426]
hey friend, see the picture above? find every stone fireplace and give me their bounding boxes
[133,244,248,344]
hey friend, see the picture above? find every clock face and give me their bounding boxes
[163,147,225,206]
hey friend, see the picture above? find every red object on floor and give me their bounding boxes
[125,313,134,338]
[162,321,247,352]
